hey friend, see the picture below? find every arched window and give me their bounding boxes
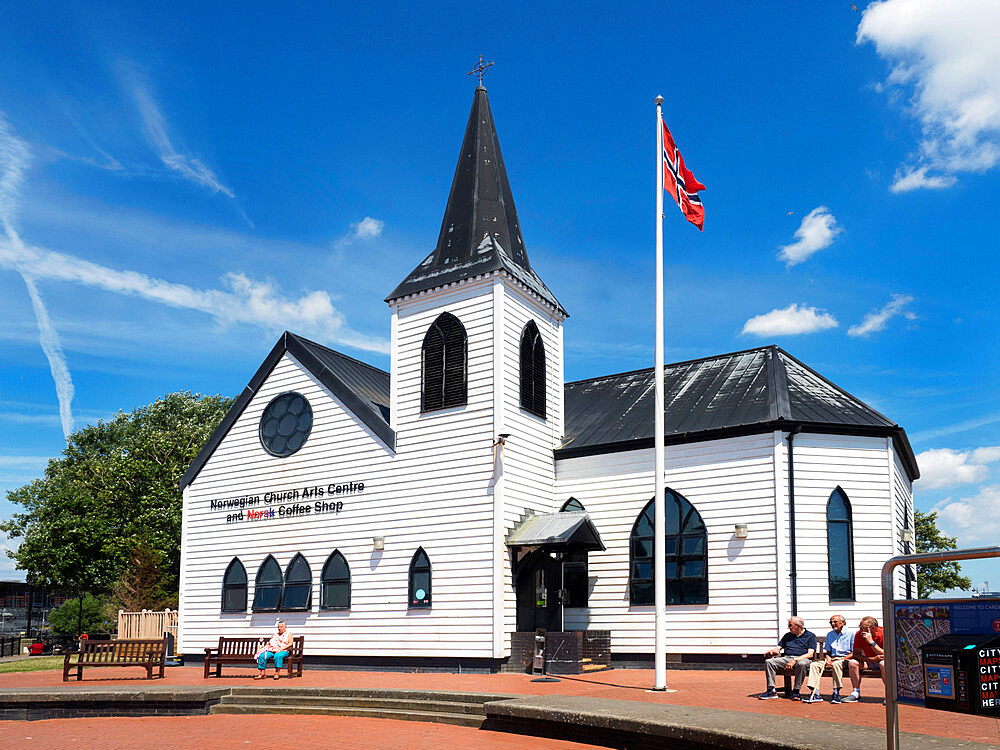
[321,550,351,610]
[519,321,546,418]
[252,555,282,611]
[408,547,432,608]
[629,491,708,605]
[827,487,855,601]
[421,312,467,411]
[283,553,312,611]
[560,497,585,513]
[221,558,247,612]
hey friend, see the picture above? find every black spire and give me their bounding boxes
[386,87,564,315]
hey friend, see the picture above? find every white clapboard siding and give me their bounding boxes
[783,434,894,633]
[555,433,781,654]
[892,447,916,599]
[496,280,567,649]
[180,291,501,659]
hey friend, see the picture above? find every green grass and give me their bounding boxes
[0,655,65,673]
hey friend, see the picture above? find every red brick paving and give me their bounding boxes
[0,714,602,750]
[2,665,999,746]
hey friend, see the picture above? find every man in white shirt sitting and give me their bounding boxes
[803,614,855,703]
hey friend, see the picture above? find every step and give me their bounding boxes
[228,686,506,704]
[210,703,484,727]
[215,694,485,715]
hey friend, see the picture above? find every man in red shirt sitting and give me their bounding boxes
[842,615,884,702]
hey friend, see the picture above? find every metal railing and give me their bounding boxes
[882,545,1000,750]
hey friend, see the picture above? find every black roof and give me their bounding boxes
[386,87,565,315]
[182,340,918,489]
[179,332,393,490]
[559,345,919,480]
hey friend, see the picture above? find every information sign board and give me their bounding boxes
[894,598,1000,705]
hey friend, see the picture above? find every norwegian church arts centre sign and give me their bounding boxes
[208,480,365,524]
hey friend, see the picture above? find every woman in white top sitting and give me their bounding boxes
[255,620,293,680]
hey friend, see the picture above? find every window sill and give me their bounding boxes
[319,606,351,612]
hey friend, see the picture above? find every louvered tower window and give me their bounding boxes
[320,550,351,610]
[282,553,312,611]
[519,321,546,418]
[252,555,282,611]
[421,313,467,411]
[221,558,247,612]
[827,488,855,601]
[629,491,708,605]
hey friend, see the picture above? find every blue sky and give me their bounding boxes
[1,1,998,588]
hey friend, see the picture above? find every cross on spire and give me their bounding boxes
[468,55,494,88]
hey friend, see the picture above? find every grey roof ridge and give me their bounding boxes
[283,334,395,450]
[291,332,389,378]
[776,346,898,428]
[564,344,775,387]
[765,345,792,422]
[179,331,395,490]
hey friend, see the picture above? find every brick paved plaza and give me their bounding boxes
[1,664,999,747]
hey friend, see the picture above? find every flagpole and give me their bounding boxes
[653,94,667,691]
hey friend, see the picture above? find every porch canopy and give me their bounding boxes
[505,511,605,552]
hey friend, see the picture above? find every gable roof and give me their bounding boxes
[179,332,392,490]
[558,345,919,481]
[385,86,565,316]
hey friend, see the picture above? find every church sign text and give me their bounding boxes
[208,481,365,524]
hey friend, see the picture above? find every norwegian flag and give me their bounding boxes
[661,119,705,230]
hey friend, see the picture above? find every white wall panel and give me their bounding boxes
[182,276,501,658]
[555,433,780,655]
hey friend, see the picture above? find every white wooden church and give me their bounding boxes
[177,85,919,671]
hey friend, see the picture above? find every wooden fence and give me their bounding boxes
[117,609,178,641]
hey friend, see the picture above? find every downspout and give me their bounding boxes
[787,426,801,616]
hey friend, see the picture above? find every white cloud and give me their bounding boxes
[858,0,1000,189]
[19,275,75,438]
[351,217,384,240]
[890,166,957,193]
[130,81,236,199]
[912,411,1000,442]
[2,111,384,357]
[741,304,839,336]
[916,446,1000,489]
[334,216,385,250]
[0,456,50,470]
[0,114,76,439]
[934,484,1000,545]
[777,206,843,266]
[0,238,388,354]
[848,293,915,337]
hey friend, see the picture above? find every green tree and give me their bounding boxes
[110,544,178,613]
[1,392,232,596]
[47,593,112,636]
[915,509,972,598]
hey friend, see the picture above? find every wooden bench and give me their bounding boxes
[62,637,168,681]
[781,635,883,697]
[203,636,304,678]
